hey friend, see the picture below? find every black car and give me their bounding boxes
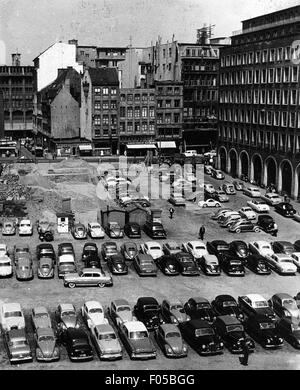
[107,254,128,275]
[272,241,295,255]
[294,240,300,252]
[244,314,284,349]
[257,215,278,236]
[36,244,56,262]
[211,295,244,321]
[229,241,249,260]
[238,295,277,322]
[207,241,230,261]
[121,242,138,261]
[184,297,216,324]
[134,297,163,331]
[245,254,272,275]
[219,254,245,276]
[155,255,180,276]
[101,242,118,262]
[179,319,223,356]
[277,317,300,349]
[58,328,94,361]
[174,252,200,276]
[124,222,141,238]
[83,253,102,269]
[58,243,75,257]
[144,221,166,239]
[275,202,296,218]
[81,243,98,261]
[214,315,255,354]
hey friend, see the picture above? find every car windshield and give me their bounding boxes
[144,305,159,312]
[262,245,271,249]
[41,264,50,269]
[39,335,54,342]
[253,301,268,308]
[166,332,181,338]
[16,248,28,252]
[197,303,210,309]
[89,308,103,314]
[0,262,10,267]
[106,248,117,253]
[62,311,75,317]
[171,305,184,312]
[195,246,205,250]
[12,340,27,346]
[35,313,48,318]
[195,328,214,337]
[73,338,88,346]
[226,324,244,332]
[141,260,153,265]
[99,333,116,341]
[279,259,293,263]
[259,322,275,330]
[85,246,96,251]
[150,246,161,250]
[283,299,297,307]
[20,224,30,227]
[117,306,131,312]
[230,261,242,265]
[60,262,74,266]
[128,247,136,252]
[130,331,148,339]
[217,246,229,251]
[180,257,192,263]
[153,226,163,231]
[223,301,237,307]
[5,311,22,318]
[91,225,100,229]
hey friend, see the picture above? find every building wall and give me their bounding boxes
[80,70,92,141]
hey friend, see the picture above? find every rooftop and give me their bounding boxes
[88,67,119,86]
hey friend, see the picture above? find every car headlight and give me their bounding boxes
[75,323,80,328]
[54,348,59,356]
[183,344,188,352]
[36,348,43,357]
[278,337,283,343]
[166,346,172,353]
[186,315,191,321]
[172,317,178,324]
[238,313,244,319]
[202,344,206,349]
[220,342,224,347]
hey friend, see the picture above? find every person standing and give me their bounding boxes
[239,341,249,366]
[199,225,206,240]
[169,207,175,219]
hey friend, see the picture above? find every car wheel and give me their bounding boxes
[203,204,208,208]
[142,203,148,207]
[68,283,76,289]
[254,227,260,233]
[216,203,221,208]
[236,228,241,234]
[98,283,106,288]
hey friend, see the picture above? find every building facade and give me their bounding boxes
[217,5,300,198]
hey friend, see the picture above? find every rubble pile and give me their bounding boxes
[0,174,31,201]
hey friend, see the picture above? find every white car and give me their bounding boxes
[247,200,270,213]
[182,241,208,259]
[266,254,297,275]
[0,303,25,332]
[88,222,105,239]
[0,244,8,257]
[198,199,221,208]
[249,241,274,258]
[260,193,283,206]
[81,301,108,329]
[184,150,197,157]
[0,255,13,278]
[18,219,33,236]
[172,178,192,190]
[140,242,163,260]
[290,253,300,271]
[204,183,215,194]
[243,187,262,198]
[239,207,257,221]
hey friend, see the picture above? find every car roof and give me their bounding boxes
[188,319,211,328]
[113,299,130,307]
[145,241,161,247]
[123,242,137,249]
[9,328,26,338]
[82,268,103,272]
[210,240,229,246]
[37,328,54,337]
[249,314,273,323]
[204,254,218,263]
[0,256,10,263]
[245,294,265,301]
[89,222,101,226]
[217,315,241,326]
[66,327,87,338]
[165,241,180,247]
[138,254,153,260]
[253,241,271,246]
[59,243,73,248]
[188,241,205,246]
[104,242,117,247]
[191,297,209,304]
[137,297,159,305]
[94,323,114,333]
[167,299,183,306]
[125,321,147,332]
[2,302,22,311]
[274,254,292,259]
[60,303,75,311]
[272,293,294,301]
[39,257,53,264]
[85,301,102,310]
[216,295,235,302]
[160,323,181,333]
[59,254,74,261]
[38,243,54,249]
[33,306,48,314]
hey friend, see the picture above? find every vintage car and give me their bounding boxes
[182,241,208,259]
[36,220,54,242]
[81,301,108,329]
[91,324,122,360]
[31,306,52,331]
[82,242,98,260]
[211,209,233,221]
[229,241,249,260]
[133,254,158,277]
[198,254,221,276]
[163,241,182,255]
[38,257,55,279]
[291,253,300,271]
[131,196,151,208]
[117,321,156,360]
[134,297,163,331]
[219,214,242,228]
[140,242,163,260]
[55,303,80,330]
[168,193,186,207]
[274,202,296,218]
[109,299,136,326]
[124,222,141,238]
[207,241,230,260]
[1,220,16,236]
[36,243,56,262]
[198,199,221,208]
[83,253,101,269]
[0,254,13,278]
[16,257,34,281]
[245,254,272,275]
[243,187,261,198]
[277,317,300,349]
[238,207,257,221]
[57,254,76,279]
[57,242,75,257]
[35,327,60,362]
[4,329,33,364]
[211,295,244,321]
[63,268,113,288]
[155,255,180,276]
[161,299,190,324]
[247,200,270,213]
[120,242,138,261]
[18,219,33,236]
[219,254,245,276]
[105,222,124,239]
[218,211,240,223]
[214,315,255,354]
[257,215,278,236]
[222,183,236,195]
[244,314,284,349]
[179,319,223,356]
[294,240,300,252]
[272,241,295,255]
[232,181,244,191]
[174,252,200,276]
[260,193,283,206]
[13,244,31,265]
[184,297,216,324]
[0,302,25,332]
[211,169,225,180]
[107,254,128,275]
[144,221,167,239]
[269,294,300,319]
[211,190,229,203]
[87,222,105,239]
[155,324,188,358]
[266,253,297,275]
[71,223,88,240]
[59,327,94,362]
[248,241,274,258]
[228,220,260,234]
[101,242,118,261]
[204,183,215,194]
[238,294,276,322]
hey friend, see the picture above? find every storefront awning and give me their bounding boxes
[156,141,177,149]
[78,144,93,151]
[126,144,156,150]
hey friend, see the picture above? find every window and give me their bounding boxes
[292,67,298,83]
[254,70,260,84]
[150,94,155,101]
[268,68,275,83]
[142,107,148,118]
[274,111,280,126]
[163,49,166,58]
[127,122,133,133]
[165,114,171,124]
[142,122,148,132]
[283,67,290,83]
[275,68,282,83]
[120,122,125,132]
[103,115,109,125]
[111,100,117,109]
[262,50,268,63]
[120,94,126,102]
[127,94,133,102]
[291,90,297,105]
[111,115,117,125]
[102,101,109,110]
[282,111,288,127]
[134,122,140,132]
[149,122,155,132]
[169,48,172,57]
[94,102,101,110]
[142,94,148,102]
[94,87,101,95]
[127,107,133,118]
[174,113,180,123]
[270,49,275,62]
[282,90,288,105]
[267,90,273,104]
[134,108,140,118]
[275,90,281,105]
[94,129,101,136]
[149,107,155,118]
[111,88,117,95]
[174,87,180,94]
[165,100,171,108]
[94,116,101,125]
[255,51,261,63]
[103,88,108,95]
[120,107,125,117]
[277,48,283,62]
[134,94,140,103]
[290,112,296,128]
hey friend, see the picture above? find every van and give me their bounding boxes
[222,182,236,195]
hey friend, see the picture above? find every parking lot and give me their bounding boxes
[1,164,300,370]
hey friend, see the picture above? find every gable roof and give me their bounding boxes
[88,67,119,86]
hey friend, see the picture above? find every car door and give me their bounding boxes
[79,272,93,286]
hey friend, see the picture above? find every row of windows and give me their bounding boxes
[93,115,117,125]
[185,48,219,58]
[94,128,117,137]
[156,86,181,95]
[183,77,217,87]
[183,107,217,118]
[94,87,117,95]
[182,64,218,72]
[120,107,155,118]
[94,101,117,110]
[158,128,181,136]
[157,113,181,124]
[120,93,155,102]
[219,89,299,105]
[157,99,181,108]
[120,122,155,133]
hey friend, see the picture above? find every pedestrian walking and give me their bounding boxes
[199,225,206,240]
[239,341,249,366]
[169,207,175,219]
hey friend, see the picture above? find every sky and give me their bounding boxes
[0,0,298,65]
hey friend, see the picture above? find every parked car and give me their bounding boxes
[81,301,108,329]
[0,254,13,278]
[211,295,244,321]
[106,222,124,239]
[245,254,272,275]
[179,319,223,356]
[219,254,245,276]
[83,252,101,269]
[211,190,229,203]
[290,253,300,271]
[218,211,240,223]
[57,254,76,279]
[168,193,186,207]
[109,299,136,326]
[155,255,180,276]
[18,219,33,236]
[163,241,181,255]
[244,314,284,349]
[275,202,296,218]
[233,181,244,191]
[16,257,33,281]
[238,294,276,322]
[144,221,166,239]
[155,324,188,358]
[38,257,55,279]
[59,327,94,362]
[294,240,300,252]
[36,243,56,262]
[161,299,190,324]
[4,329,33,364]
[207,240,230,260]
[13,244,30,265]
[277,317,300,349]
[214,315,255,354]
[184,297,216,323]
[228,220,260,234]
[266,254,297,275]
[82,242,98,259]
[239,207,257,221]
[133,254,157,276]
[124,222,141,238]
[134,297,163,331]
[131,196,151,208]
[91,324,122,360]
[140,242,163,260]
[64,268,113,288]
[57,242,75,257]
[260,193,283,206]
[229,241,249,260]
[107,254,128,275]
[101,242,118,261]
[222,183,236,195]
[243,187,261,198]
[211,169,225,180]
[0,245,8,259]
[219,214,242,228]
[0,302,25,332]
[257,215,278,236]
[211,209,233,220]
[198,199,221,208]
[71,223,87,240]
[249,241,274,258]
[174,252,200,276]
[55,303,79,330]
[37,220,54,242]
[87,222,105,239]
[269,294,300,319]
[182,241,207,259]
[247,200,270,213]
[120,242,138,260]
[31,306,52,331]
[117,321,156,360]
[272,241,295,255]
[198,254,221,276]
[1,220,16,236]
[35,328,60,362]
[204,183,216,194]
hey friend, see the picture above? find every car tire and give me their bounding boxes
[203,204,208,208]
[236,228,241,234]
[254,227,260,233]
[216,203,221,208]
[68,283,76,289]
[98,283,106,288]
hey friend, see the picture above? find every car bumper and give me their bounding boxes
[126,233,141,238]
[19,232,32,236]
[99,351,123,360]
[165,350,188,358]
[181,271,200,276]
[10,355,33,363]
[226,271,245,276]
[2,231,15,236]
[70,354,93,361]
[138,271,157,277]
[131,351,156,360]
[36,355,60,362]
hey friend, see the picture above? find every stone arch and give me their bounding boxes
[264,157,277,187]
[279,159,293,196]
[219,147,227,172]
[251,154,263,184]
[239,150,250,178]
[228,148,238,178]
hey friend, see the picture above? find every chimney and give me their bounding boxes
[12,53,21,66]
[68,39,78,46]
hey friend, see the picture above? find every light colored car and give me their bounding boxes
[212,190,229,203]
[238,294,276,322]
[247,200,270,213]
[161,299,191,324]
[155,324,188,358]
[91,324,123,360]
[163,241,182,255]
[0,255,13,278]
[291,253,300,271]
[222,183,236,195]
[239,207,257,221]
[211,169,225,180]
[4,329,32,363]
[249,241,275,258]
[266,254,297,275]
[71,223,87,239]
[16,257,33,281]
[211,209,233,220]
[219,214,242,228]
[217,210,239,222]
[182,241,208,259]
[57,253,76,279]
[204,183,215,194]
[0,244,8,257]
[200,254,221,276]
[31,307,52,331]
[140,242,163,260]
[243,187,262,198]
[18,219,33,236]
[88,222,105,239]
[56,303,79,329]
[81,301,108,329]
[260,193,283,206]
[63,268,113,289]
[35,328,60,362]
[2,220,16,236]
[184,150,197,157]
[270,293,300,320]
[0,302,25,332]
[168,193,186,207]
[198,199,221,208]
[109,299,137,326]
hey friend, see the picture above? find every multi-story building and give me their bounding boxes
[0,53,35,139]
[119,88,156,155]
[80,67,120,155]
[217,5,300,198]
